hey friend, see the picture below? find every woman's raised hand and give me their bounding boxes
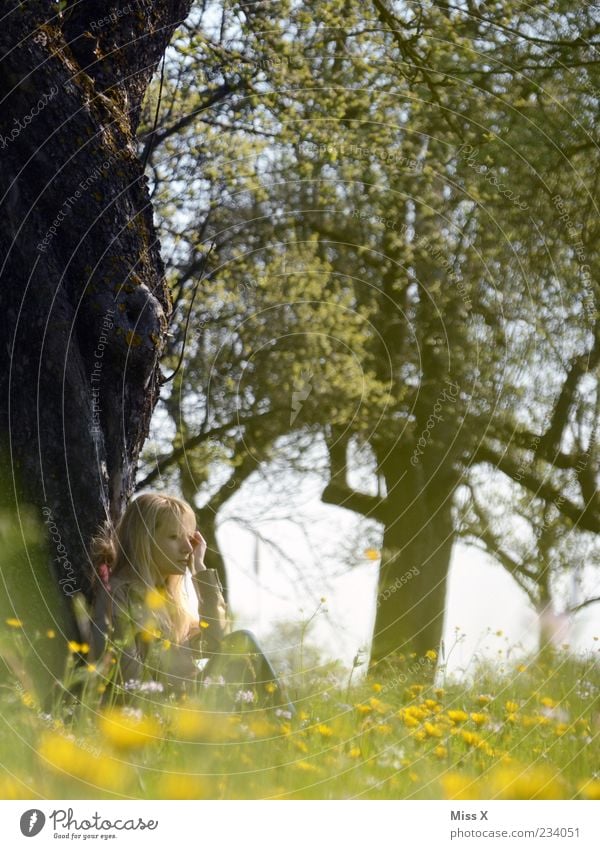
[190,530,207,573]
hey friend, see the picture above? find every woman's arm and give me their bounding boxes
[188,530,229,651]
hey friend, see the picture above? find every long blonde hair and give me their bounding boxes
[91,493,197,643]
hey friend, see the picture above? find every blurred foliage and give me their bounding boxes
[0,505,71,702]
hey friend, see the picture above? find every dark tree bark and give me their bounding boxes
[0,1,192,670]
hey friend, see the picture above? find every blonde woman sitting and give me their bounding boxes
[90,493,291,713]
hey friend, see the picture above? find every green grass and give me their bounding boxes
[0,627,598,800]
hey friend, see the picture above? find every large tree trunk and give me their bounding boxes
[0,0,192,694]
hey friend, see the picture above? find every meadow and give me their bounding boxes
[0,617,598,801]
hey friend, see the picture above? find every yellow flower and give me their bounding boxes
[99,708,161,750]
[67,641,89,653]
[349,747,361,759]
[0,775,34,799]
[402,714,420,728]
[447,710,469,724]
[86,664,97,673]
[478,740,495,757]
[517,663,527,672]
[169,707,238,743]
[46,629,56,639]
[441,772,480,800]
[424,721,443,738]
[145,588,167,610]
[371,683,383,693]
[5,618,23,628]
[140,622,161,642]
[364,548,380,560]
[487,765,565,800]
[355,703,372,715]
[265,682,278,694]
[20,691,36,708]
[159,774,213,799]
[504,701,519,713]
[37,734,129,791]
[425,649,437,661]
[470,712,488,726]
[433,745,448,759]
[460,730,481,747]
[477,694,492,705]
[578,780,600,800]
[294,760,319,773]
[162,639,171,650]
[294,739,309,754]
[434,688,445,699]
[375,723,393,735]
[539,696,556,709]
[199,620,210,629]
[316,724,333,738]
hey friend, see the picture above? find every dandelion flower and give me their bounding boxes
[470,712,488,726]
[425,649,437,661]
[5,618,23,628]
[317,723,333,738]
[46,629,56,639]
[488,765,565,800]
[433,745,448,759]
[578,780,600,800]
[460,730,481,747]
[145,588,167,610]
[67,641,89,653]
[99,708,160,750]
[441,772,480,800]
[294,760,319,773]
[364,548,380,561]
[447,710,469,724]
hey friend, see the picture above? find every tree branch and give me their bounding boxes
[472,443,600,533]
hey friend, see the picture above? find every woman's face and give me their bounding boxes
[151,511,196,579]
